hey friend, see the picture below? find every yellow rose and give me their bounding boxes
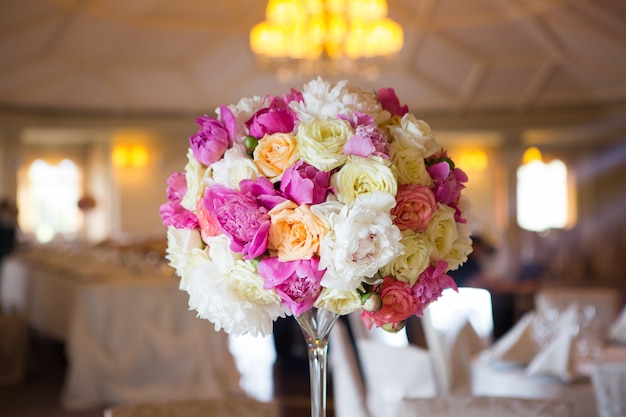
[331,155,398,204]
[253,132,299,182]
[390,141,433,186]
[296,119,352,171]
[268,200,326,262]
[425,204,459,261]
[313,287,362,315]
[381,230,432,286]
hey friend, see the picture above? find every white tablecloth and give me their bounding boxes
[471,346,626,417]
[1,248,243,410]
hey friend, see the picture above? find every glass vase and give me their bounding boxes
[294,307,340,417]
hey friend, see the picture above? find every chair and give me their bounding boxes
[399,395,573,417]
[338,313,437,417]
[591,362,626,417]
[103,397,280,417]
[421,287,493,395]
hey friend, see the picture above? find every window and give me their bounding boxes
[21,159,81,243]
[516,147,570,232]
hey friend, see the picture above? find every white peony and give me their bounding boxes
[166,227,203,287]
[290,77,390,124]
[316,192,404,291]
[184,235,286,337]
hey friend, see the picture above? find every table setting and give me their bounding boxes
[471,298,626,417]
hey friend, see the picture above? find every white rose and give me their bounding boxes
[425,204,459,261]
[388,113,441,158]
[313,287,363,315]
[318,192,404,291]
[210,146,259,189]
[181,148,211,212]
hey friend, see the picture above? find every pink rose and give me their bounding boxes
[343,124,390,159]
[189,105,236,166]
[377,88,408,116]
[159,173,199,229]
[246,107,296,139]
[412,260,457,316]
[391,184,438,232]
[195,200,221,243]
[280,160,332,205]
[258,256,324,316]
[361,276,418,330]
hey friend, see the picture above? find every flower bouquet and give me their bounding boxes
[160,77,473,417]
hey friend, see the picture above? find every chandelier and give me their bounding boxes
[250,0,404,82]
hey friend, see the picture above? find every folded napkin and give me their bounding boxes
[557,303,581,330]
[488,311,537,365]
[526,327,578,383]
[608,306,626,344]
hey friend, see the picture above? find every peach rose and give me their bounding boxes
[253,132,299,182]
[391,184,437,232]
[268,201,326,262]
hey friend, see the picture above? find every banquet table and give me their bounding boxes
[0,247,243,410]
[471,345,626,417]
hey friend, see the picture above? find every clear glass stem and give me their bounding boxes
[295,308,340,417]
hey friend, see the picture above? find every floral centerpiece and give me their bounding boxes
[160,77,473,338]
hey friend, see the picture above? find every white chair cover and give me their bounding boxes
[103,397,279,417]
[329,319,373,417]
[591,362,626,417]
[422,287,493,394]
[399,395,573,417]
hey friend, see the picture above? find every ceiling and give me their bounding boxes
[1,0,626,144]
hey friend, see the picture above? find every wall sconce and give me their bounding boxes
[111,144,149,168]
[456,149,488,172]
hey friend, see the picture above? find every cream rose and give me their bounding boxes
[296,118,352,171]
[425,204,459,261]
[313,287,363,315]
[253,132,299,182]
[387,113,441,158]
[331,155,398,204]
[380,230,432,286]
[389,140,433,186]
[268,200,326,262]
[166,226,204,288]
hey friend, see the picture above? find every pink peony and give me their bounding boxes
[391,184,438,232]
[343,124,391,159]
[202,177,286,259]
[360,276,418,330]
[280,160,332,205]
[258,256,325,316]
[189,105,236,166]
[412,260,457,316]
[377,88,409,116]
[246,107,297,139]
[159,173,199,229]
